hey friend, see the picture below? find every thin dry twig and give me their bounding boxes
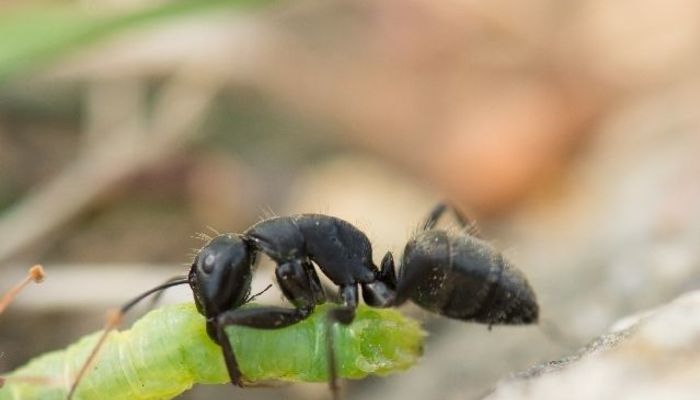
[0,264,44,314]
[66,309,123,400]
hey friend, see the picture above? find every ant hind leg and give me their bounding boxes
[452,209,482,238]
[423,202,481,238]
[422,203,449,231]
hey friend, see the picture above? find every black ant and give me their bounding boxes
[69,203,538,399]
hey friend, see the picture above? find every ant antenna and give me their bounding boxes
[67,277,189,399]
[147,275,194,311]
[0,265,45,315]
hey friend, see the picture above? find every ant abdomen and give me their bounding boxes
[399,230,538,325]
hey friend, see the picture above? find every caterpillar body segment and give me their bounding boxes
[1,303,423,399]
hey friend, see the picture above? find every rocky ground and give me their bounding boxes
[488,290,700,400]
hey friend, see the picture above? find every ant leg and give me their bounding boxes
[303,260,327,305]
[275,260,324,310]
[422,203,448,230]
[214,320,244,386]
[423,202,481,237]
[217,259,319,387]
[244,234,325,305]
[326,285,358,400]
[215,304,314,386]
[450,208,481,238]
[327,284,357,324]
[218,305,314,328]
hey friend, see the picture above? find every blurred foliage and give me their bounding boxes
[0,0,272,83]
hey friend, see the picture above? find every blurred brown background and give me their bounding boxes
[1,0,700,399]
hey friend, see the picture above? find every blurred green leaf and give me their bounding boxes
[0,0,273,83]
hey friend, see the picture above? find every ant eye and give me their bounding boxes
[201,254,216,273]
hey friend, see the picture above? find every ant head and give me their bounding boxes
[189,234,253,318]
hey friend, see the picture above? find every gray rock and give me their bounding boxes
[487,290,700,400]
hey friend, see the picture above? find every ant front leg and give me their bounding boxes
[422,203,449,230]
[216,259,319,387]
[215,304,314,386]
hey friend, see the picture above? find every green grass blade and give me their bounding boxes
[0,0,274,83]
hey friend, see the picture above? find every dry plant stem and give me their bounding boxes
[0,265,45,314]
[66,310,123,400]
[0,265,46,388]
[0,71,219,265]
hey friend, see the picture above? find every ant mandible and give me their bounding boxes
[69,202,538,399]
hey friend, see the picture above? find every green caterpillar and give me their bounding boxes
[1,303,424,400]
